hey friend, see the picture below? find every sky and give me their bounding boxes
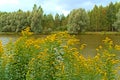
[0,0,119,16]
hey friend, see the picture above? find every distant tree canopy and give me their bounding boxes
[30,4,43,33]
[67,8,89,34]
[113,9,120,32]
[0,2,120,34]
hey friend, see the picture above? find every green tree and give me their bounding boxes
[115,2,120,16]
[42,14,55,33]
[31,4,43,33]
[113,9,120,32]
[54,13,61,30]
[15,9,28,32]
[59,14,68,31]
[98,5,108,31]
[89,5,100,31]
[106,2,116,31]
[67,8,89,34]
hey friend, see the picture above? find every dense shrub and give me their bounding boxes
[0,27,120,80]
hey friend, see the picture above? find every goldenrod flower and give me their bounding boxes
[0,41,4,55]
[80,44,86,50]
[21,27,33,36]
[102,37,111,43]
[115,45,120,50]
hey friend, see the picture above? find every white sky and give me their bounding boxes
[0,0,119,16]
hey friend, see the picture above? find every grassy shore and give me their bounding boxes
[78,31,120,35]
[0,32,20,35]
[0,31,120,35]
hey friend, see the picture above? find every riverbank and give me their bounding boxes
[0,32,20,35]
[0,31,120,35]
[80,32,120,35]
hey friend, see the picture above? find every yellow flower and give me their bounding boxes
[109,41,113,45]
[67,39,79,46]
[115,45,120,50]
[61,63,64,74]
[1,54,14,67]
[102,37,111,43]
[0,41,4,55]
[25,39,34,47]
[63,46,68,50]
[111,60,119,64]
[99,45,102,49]
[55,65,59,70]
[21,27,33,36]
[31,58,35,61]
[80,44,86,50]
[70,48,78,51]
[34,45,40,49]
[37,52,48,60]
[96,48,99,51]
[73,52,79,58]
[79,55,86,61]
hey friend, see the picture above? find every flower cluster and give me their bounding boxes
[0,28,120,80]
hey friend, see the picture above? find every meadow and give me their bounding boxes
[0,27,120,80]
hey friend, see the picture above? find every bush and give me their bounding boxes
[0,27,120,80]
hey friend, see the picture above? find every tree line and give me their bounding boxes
[0,2,120,34]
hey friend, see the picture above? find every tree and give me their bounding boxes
[106,2,116,31]
[42,14,55,33]
[31,5,43,33]
[113,9,120,32]
[59,14,68,31]
[67,8,89,34]
[115,2,120,16]
[0,2,120,33]
[98,5,108,31]
[15,9,28,32]
[54,13,61,30]
[89,5,101,31]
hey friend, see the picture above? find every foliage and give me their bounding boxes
[88,2,120,32]
[0,28,120,80]
[67,8,89,34]
[113,9,120,32]
[96,37,120,80]
[31,5,43,33]
[42,14,55,33]
[106,2,116,31]
[0,2,120,33]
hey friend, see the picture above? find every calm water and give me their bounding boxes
[0,34,19,45]
[0,34,120,57]
[76,34,120,57]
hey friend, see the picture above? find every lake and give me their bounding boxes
[0,34,120,57]
[76,34,120,57]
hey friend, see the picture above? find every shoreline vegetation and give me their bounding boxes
[0,31,120,35]
[0,27,120,79]
[0,2,120,34]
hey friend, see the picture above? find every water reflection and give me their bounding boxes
[0,34,19,45]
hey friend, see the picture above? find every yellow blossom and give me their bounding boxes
[115,45,120,50]
[99,45,102,49]
[96,48,99,51]
[111,60,119,64]
[0,41,4,55]
[80,44,86,50]
[102,37,111,43]
[21,27,33,36]
[34,45,40,49]
[67,38,79,46]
